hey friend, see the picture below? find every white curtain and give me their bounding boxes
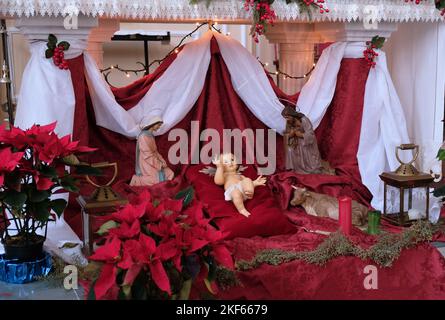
[298,41,440,222]
[214,32,286,134]
[14,41,85,137]
[84,30,287,138]
[12,40,88,262]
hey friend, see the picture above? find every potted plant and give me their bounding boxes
[0,122,98,262]
[83,188,234,300]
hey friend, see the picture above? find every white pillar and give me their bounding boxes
[87,18,120,69]
[265,23,320,94]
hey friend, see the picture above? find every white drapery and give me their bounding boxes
[298,41,440,221]
[12,40,89,264]
[84,30,286,137]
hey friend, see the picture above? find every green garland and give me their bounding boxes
[215,220,442,290]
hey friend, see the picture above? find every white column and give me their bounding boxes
[265,23,320,94]
[87,18,120,69]
[384,22,445,175]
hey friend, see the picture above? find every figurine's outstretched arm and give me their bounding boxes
[213,155,225,185]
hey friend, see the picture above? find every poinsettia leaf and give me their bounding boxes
[74,165,103,176]
[48,34,57,45]
[206,257,217,282]
[39,165,58,178]
[437,148,445,161]
[4,171,22,191]
[4,190,27,208]
[60,176,80,193]
[87,280,97,300]
[97,220,119,236]
[58,41,70,51]
[29,189,51,203]
[174,186,194,207]
[45,48,54,59]
[433,185,445,198]
[34,200,51,222]
[49,199,67,217]
[62,154,80,166]
[203,277,216,295]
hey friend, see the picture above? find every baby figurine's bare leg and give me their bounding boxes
[231,189,251,217]
[240,178,254,199]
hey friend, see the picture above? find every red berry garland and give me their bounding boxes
[45,34,70,70]
[243,0,328,42]
[363,36,385,68]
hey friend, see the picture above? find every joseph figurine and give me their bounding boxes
[281,106,324,174]
[130,116,174,186]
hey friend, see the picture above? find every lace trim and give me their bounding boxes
[1,0,443,22]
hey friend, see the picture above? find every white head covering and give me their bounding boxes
[140,115,163,130]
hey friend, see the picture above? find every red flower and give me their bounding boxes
[0,147,24,187]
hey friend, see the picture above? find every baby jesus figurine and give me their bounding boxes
[213,153,266,218]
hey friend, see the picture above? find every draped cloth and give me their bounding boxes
[11,31,445,299]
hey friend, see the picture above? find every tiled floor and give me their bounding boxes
[1,243,445,300]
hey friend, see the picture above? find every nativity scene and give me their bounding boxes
[0,0,445,302]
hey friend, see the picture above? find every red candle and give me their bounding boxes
[338,196,352,235]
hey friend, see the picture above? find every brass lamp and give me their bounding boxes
[394,144,419,176]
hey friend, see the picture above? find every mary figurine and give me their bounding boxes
[129,116,174,186]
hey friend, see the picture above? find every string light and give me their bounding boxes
[99,22,315,86]
[100,22,211,86]
[258,58,315,80]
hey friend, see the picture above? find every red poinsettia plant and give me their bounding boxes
[86,188,233,300]
[0,122,97,254]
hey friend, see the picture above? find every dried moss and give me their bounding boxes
[236,220,436,272]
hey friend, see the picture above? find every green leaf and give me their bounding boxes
[437,148,445,161]
[34,200,51,222]
[29,189,51,203]
[174,186,194,207]
[49,199,67,217]
[4,191,27,208]
[48,34,57,45]
[203,278,216,295]
[74,165,103,176]
[63,154,80,166]
[88,281,97,300]
[96,220,119,236]
[206,257,217,282]
[178,279,192,300]
[46,41,56,50]
[371,35,386,49]
[60,176,80,193]
[45,48,54,59]
[433,185,445,198]
[39,165,58,178]
[58,41,70,51]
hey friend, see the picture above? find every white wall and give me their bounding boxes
[385,22,445,174]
